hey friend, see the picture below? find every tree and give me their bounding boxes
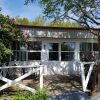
[25,0,100,28]
[31,15,46,26]
[48,21,79,27]
[0,14,24,64]
[15,16,30,25]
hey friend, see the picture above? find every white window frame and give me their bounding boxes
[11,41,42,61]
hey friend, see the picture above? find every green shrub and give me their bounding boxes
[13,87,48,100]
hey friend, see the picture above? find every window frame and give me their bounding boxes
[61,42,75,61]
[79,42,98,62]
[11,41,42,61]
[48,43,59,61]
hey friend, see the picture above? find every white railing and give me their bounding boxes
[0,65,44,93]
[0,62,96,92]
[80,62,95,92]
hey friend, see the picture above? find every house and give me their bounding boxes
[9,25,99,75]
[0,24,100,92]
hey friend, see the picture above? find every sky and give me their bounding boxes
[0,0,43,21]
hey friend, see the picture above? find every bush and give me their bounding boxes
[13,87,48,100]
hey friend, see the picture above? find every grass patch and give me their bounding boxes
[0,87,48,100]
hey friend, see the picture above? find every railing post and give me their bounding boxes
[80,62,94,92]
[40,66,43,89]
[0,65,43,92]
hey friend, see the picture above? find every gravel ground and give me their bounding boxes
[49,91,90,100]
[49,91,100,100]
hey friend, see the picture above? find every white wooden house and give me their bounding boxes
[0,25,99,92]
[9,25,99,75]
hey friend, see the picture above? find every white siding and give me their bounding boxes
[9,27,99,75]
[21,27,97,39]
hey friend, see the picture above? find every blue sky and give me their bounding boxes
[0,0,43,21]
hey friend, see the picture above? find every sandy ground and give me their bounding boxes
[0,75,100,100]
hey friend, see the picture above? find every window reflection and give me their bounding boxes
[49,52,58,60]
[61,42,75,51]
[28,41,42,50]
[48,43,59,60]
[11,51,26,61]
[80,43,92,51]
[61,42,75,61]
[93,43,98,51]
[48,43,58,51]
[80,43,98,62]
[11,41,42,61]
[61,52,74,61]
[12,41,20,50]
[28,52,41,60]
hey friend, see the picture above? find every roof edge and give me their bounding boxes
[15,24,100,31]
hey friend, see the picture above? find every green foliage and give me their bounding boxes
[26,0,100,28]
[31,15,46,26]
[15,15,46,26]
[15,14,79,27]
[0,42,12,62]
[48,21,79,27]
[0,14,24,63]
[13,87,48,100]
[15,16,30,25]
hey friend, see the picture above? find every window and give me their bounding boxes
[61,42,75,61]
[11,41,26,61]
[93,43,98,51]
[28,41,41,50]
[80,43,98,62]
[27,41,41,60]
[11,41,42,61]
[48,43,59,60]
[28,52,41,60]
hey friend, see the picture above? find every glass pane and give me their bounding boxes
[28,41,42,50]
[16,42,20,50]
[11,51,17,61]
[11,51,26,61]
[80,52,95,62]
[19,52,26,61]
[28,52,41,60]
[93,43,98,51]
[61,42,75,51]
[48,43,58,51]
[61,52,74,61]
[49,52,58,60]
[12,41,26,50]
[12,41,17,50]
[20,42,27,51]
[80,43,92,51]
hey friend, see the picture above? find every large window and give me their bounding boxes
[11,41,42,61]
[61,42,75,61]
[11,41,26,61]
[48,43,59,60]
[80,43,98,62]
[28,41,41,60]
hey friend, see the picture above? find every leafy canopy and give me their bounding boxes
[25,0,100,28]
[15,16,30,25]
[0,14,24,63]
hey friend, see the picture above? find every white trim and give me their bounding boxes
[0,65,44,92]
[80,62,95,92]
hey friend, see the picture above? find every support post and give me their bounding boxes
[40,66,43,89]
[81,62,94,92]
